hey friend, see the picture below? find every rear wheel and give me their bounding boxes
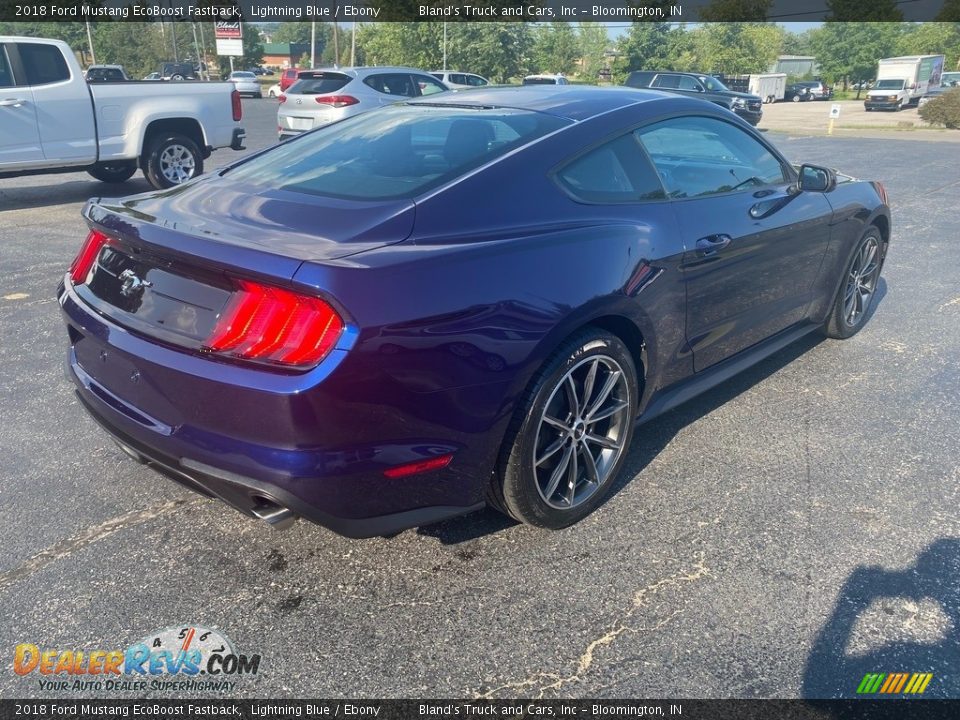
[492,329,639,529]
[792,94,801,103]
[143,133,203,189]
[87,161,136,184]
[824,228,884,339]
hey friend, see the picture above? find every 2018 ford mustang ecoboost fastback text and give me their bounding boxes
[59,87,890,537]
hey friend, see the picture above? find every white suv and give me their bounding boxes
[430,71,489,90]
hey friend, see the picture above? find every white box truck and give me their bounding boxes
[865,55,945,111]
[748,73,787,104]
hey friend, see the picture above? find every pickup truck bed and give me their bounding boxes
[0,36,245,189]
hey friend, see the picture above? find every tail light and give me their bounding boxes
[278,94,286,104]
[205,279,344,368]
[70,229,109,284]
[231,89,242,121]
[315,95,359,108]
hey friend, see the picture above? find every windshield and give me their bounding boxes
[943,72,960,86]
[523,77,558,85]
[227,104,570,200]
[700,76,730,92]
[875,79,905,90]
[232,72,255,79]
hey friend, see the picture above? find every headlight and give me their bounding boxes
[732,98,747,108]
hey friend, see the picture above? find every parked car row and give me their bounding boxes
[625,70,763,126]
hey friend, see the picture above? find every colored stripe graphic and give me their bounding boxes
[857,672,933,694]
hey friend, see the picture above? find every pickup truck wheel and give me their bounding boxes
[87,161,137,184]
[144,134,203,189]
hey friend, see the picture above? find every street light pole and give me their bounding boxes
[442,22,447,72]
[350,23,356,67]
[311,22,316,68]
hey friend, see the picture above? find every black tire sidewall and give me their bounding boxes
[499,330,639,529]
[144,134,204,190]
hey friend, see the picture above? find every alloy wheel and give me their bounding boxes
[533,355,631,509]
[158,144,196,185]
[843,236,881,327]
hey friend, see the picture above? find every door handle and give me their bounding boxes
[0,98,27,107]
[695,234,732,256]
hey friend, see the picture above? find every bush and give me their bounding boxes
[919,87,960,129]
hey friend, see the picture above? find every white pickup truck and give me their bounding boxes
[0,36,246,189]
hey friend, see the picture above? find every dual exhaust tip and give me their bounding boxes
[112,438,297,531]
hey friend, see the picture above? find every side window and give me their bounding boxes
[365,73,417,97]
[17,43,70,86]
[676,76,701,91]
[468,75,487,87]
[652,74,680,89]
[555,133,665,204]
[636,116,787,199]
[415,75,448,96]
[0,46,14,88]
[449,73,467,85]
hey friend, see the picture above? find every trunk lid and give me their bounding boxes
[77,177,413,348]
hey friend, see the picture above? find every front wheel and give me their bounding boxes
[87,161,136,184]
[143,134,204,189]
[823,228,884,339]
[492,329,639,529]
[792,94,801,102]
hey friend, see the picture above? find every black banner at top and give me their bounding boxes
[0,0,957,23]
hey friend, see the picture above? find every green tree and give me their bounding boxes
[578,23,610,81]
[688,23,785,74]
[898,22,960,73]
[614,22,682,81]
[809,22,903,92]
[91,23,167,79]
[826,0,904,21]
[937,0,960,22]
[272,21,331,64]
[531,22,580,75]
[444,23,533,83]
[699,0,772,21]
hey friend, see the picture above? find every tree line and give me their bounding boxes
[1,20,957,87]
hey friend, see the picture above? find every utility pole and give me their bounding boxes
[191,23,204,80]
[333,23,339,67]
[311,22,316,68]
[85,21,96,65]
[198,23,207,78]
[442,22,447,71]
[350,23,356,67]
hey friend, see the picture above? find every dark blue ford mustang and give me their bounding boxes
[59,87,890,537]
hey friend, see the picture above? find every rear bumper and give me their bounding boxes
[58,280,495,538]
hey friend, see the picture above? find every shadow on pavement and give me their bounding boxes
[0,177,150,211]
[801,538,959,710]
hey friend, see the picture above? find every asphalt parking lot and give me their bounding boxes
[1,97,959,700]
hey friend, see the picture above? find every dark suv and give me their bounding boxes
[625,71,763,126]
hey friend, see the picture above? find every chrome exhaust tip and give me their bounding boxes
[251,502,296,531]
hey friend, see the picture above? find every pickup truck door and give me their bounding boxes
[11,41,96,165]
[0,43,43,167]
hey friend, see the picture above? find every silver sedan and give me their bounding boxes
[229,71,262,98]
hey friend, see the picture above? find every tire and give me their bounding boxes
[171,74,185,82]
[87,161,137,184]
[491,329,639,529]
[142,133,204,190]
[268,90,277,98]
[255,92,263,99]
[823,228,884,340]
[792,95,800,102]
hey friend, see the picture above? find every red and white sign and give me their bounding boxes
[215,22,243,57]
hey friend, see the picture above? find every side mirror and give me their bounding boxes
[798,164,837,193]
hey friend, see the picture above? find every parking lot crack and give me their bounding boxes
[0,498,204,592]
[474,554,708,698]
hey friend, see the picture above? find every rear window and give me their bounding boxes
[226,104,570,200]
[523,77,557,86]
[289,72,350,95]
[18,43,70,86]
